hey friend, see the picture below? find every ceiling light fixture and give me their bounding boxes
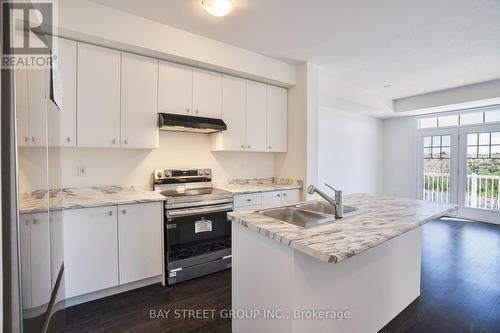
[201,0,232,17]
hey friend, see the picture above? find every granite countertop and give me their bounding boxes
[228,193,457,264]
[19,186,166,214]
[216,177,303,194]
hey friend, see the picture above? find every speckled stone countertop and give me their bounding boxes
[19,186,166,214]
[215,177,303,194]
[228,193,457,263]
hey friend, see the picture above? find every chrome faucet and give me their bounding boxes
[306,184,343,218]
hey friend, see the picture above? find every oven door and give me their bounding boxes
[165,203,232,269]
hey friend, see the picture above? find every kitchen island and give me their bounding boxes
[228,193,457,333]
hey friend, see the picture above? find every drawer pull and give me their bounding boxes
[246,198,252,202]
[108,211,113,216]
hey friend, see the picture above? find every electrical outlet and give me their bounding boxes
[77,165,88,177]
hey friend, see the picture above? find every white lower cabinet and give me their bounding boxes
[19,212,52,309]
[262,189,301,208]
[118,202,162,284]
[62,202,163,299]
[63,206,119,298]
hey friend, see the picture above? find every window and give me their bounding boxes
[423,135,450,159]
[467,132,500,159]
[460,112,484,125]
[485,110,500,123]
[418,108,500,129]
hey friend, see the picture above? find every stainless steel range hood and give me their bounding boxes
[158,113,227,133]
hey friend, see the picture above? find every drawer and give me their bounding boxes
[234,204,262,212]
[234,193,262,208]
[261,191,283,209]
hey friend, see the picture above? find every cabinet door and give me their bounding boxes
[266,85,287,152]
[77,43,121,147]
[219,75,246,150]
[261,191,284,209]
[121,53,159,149]
[48,38,77,147]
[19,214,32,308]
[63,206,119,298]
[27,69,48,147]
[118,202,162,284]
[15,69,30,146]
[158,61,193,116]
[245,81,267,151]
[193,68,222,118]
[30,212,52,307]
[281,189,301,205]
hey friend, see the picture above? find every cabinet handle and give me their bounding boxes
[277,194,281,197]
[24,136,28,143]
[247,145,251,149]
[282,193,287,197]
[121,209,127,214]
[25,220,30,226]
[186,108,190,113]
[108,211,113,216]
[31,136,36,143]
[112,139,116,144]
[66,137,71,143]
[268,146,272,150]
[246,198,252,202]
[124,139,128,145]
[241,145,245,149]
[32,219,38,224]
[195,109,199,114]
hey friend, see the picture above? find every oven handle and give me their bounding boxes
[167,203,234,218]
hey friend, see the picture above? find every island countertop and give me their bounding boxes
[19,186,166,214]
[228,193,457,263]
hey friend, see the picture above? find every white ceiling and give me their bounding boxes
[89,0,500,100]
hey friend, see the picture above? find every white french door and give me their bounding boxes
[417,125,500,224]
[457,124,500,224]
[417,128,459,205]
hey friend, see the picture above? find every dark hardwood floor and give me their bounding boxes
[50,218,500,333]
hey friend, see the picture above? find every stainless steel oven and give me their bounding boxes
[154,168,233,284]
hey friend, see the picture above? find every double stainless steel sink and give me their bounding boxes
[258,200,363,228]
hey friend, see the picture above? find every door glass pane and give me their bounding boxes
[422,135,451,203]
[465,131,500,211]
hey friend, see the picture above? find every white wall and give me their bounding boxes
[19,131,275,192]
[382,117,417,198]
[318,107,384,195]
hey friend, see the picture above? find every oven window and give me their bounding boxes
[165,210,231,262]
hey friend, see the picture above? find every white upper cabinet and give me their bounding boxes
[212,75,246,151]
[77,43,121,148]
[193,68,222,118]
[121,53,159,149]
[48,38,77,147]
[158,61,193,116]
[117,202,162,284]
[245,80,267,152]
[266,85,287,152]
[15,68,47,147]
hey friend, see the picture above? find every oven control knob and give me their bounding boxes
[156,171,163,179]
[204,170,210,175]
[198,170,204,176]
[164,171,171,177]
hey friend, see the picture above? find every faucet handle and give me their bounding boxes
[324,183,337,192]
